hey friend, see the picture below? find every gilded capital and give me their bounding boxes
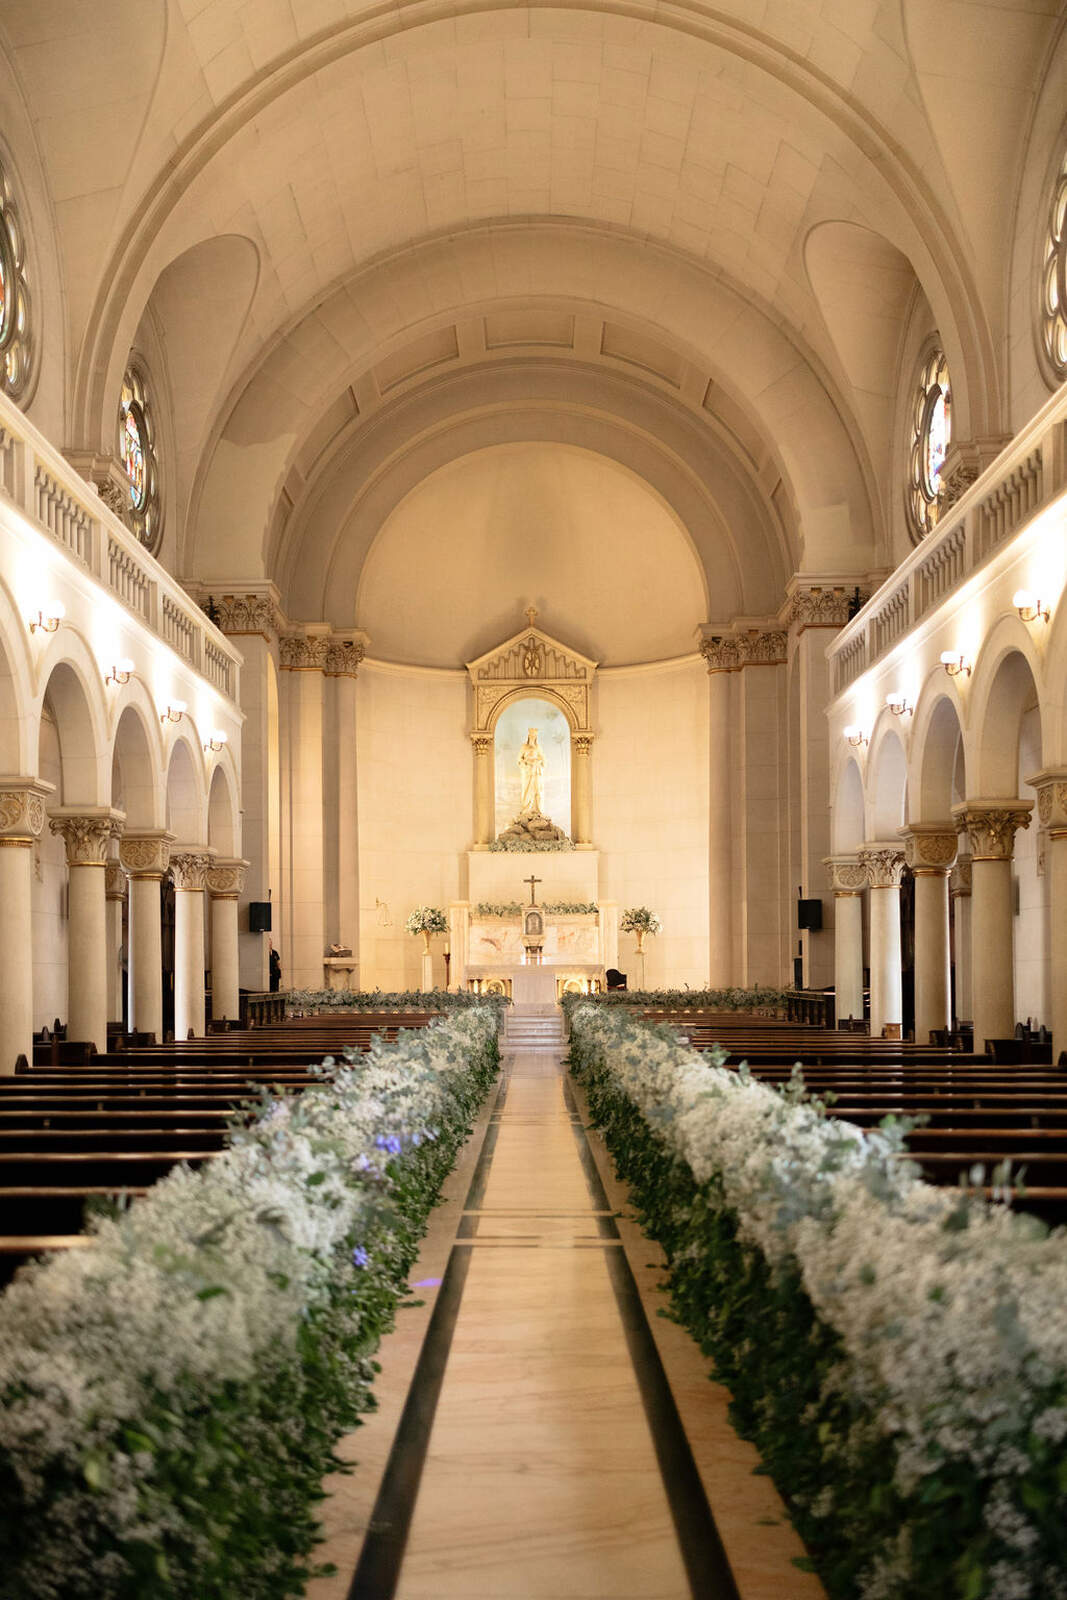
[788,585,865,631]
[120,829,175,880]
[0,778,53,843]
[169,848,215,891]
[470,733,494,756]
[207,857,249,898]
[573,734,594,756]
[898,824,957,875]
[951,799,1033,861]
[324,638,366,677]
[823,854,867,895]
[279,633,329,671]
[204,591,283,640]
[858,843,906,889]
[49,807,125,865]
[700,625,786,673]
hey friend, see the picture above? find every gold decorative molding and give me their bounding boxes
[858,844,906,889]
[207,857,249,898]
[0,778,53,842]
[898,824,957,874]
[951,800,1033,861]
[120,830,175,879]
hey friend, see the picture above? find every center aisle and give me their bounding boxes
[310,1035,825,1600]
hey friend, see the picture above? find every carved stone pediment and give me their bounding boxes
[467,614,597,734]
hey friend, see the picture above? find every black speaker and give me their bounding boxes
[248,901,272,933]
[797,897,823,932]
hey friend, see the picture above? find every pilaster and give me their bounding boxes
[1027,771,1067,1060]
[0,779,53,1072]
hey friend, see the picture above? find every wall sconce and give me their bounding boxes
[204,729,227,753]
[161,699,187,723]
[29,601,65,634]
[105,658,135,687]
[885,692,912,716]
[940,650,971,678]
[1012,589,1050,624]
[843,724,867,747]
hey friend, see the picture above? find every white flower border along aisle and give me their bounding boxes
[0,1008,499,1600]
[568,1003,1067,1600]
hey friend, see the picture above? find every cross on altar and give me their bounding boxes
[524,873,541,905]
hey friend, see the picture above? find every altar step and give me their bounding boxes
[503,1008,566,1052]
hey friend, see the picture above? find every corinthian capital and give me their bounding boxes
[324,638,366,677]
[169,847,215,891]
[787,584,865,631]
[49,807,125,865]
[279,633,330,671]
[858,842,906,889]
[951,800,1033,860]
[898,823,957,875]
[205,591,283,640]
[700,624,786,673]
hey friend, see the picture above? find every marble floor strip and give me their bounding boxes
[308,1043,826,1600]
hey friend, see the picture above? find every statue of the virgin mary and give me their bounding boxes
[518,727,546,815]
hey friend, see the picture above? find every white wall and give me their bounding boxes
[594,660,710,988]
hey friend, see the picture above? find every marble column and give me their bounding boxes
[0,780,51,1073]
[104,860,126,1026]
[170,848,214,1039]
[471,734,494,849]
[572,733,594,848]
[823,855,866,1025]
[949,857,973,1026]
[859,844,905,1038]
[208,858,248,1023]
[49,807,125,1051]
[1028,772,1067,1061]
[120,830,173,1041]
[900,825,957,1044]
[951,801,1033,1050]
[704,654,734,985]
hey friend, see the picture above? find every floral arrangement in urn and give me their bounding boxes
[620,906,661,952]
[405,906,448,952]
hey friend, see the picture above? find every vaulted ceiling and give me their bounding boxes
[1,0,1062,661]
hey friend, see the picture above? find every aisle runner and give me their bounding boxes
[348,1050,739,1600]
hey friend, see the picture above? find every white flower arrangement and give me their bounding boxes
[0,1009,498,1596]
[619,906,661,934]
[404,905,448,936]
[568,1003,1067,1599]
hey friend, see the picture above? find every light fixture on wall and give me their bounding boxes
[843,724,867,747]
[160,699,187,723]
[885,692,912,716]
[1012,589,1050,624]
[204,729,227,753]
[105,658,135,687]
[29,601,65,634]
[940,650,971,678]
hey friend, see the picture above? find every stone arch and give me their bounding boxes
[911,687,967,822]
[486,684,581,736]
[867,724,908,839]
[38,659,105,806]
[206,762,238,857]
[110,702,161,829]
[165,736,206,844]
[831,756,866,853]
[971,624,1045,796]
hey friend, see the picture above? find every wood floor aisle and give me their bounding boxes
[308,1046,826,1600]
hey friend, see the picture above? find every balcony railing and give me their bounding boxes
[0,393,240,703]
[829,392,1067,695]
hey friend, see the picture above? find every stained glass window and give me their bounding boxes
[908,347,951,541]
[0,156,34,404]
[117,364,163,553]
[1040,148,1067,381]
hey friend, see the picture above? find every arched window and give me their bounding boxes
[118,363,163,553]
[0,155,34,404]
[907,347,951,541]
[1039,145,1067,381]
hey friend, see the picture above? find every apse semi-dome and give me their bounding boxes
[355,441,708,668]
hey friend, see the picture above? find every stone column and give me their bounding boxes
[49,808,125,1051]
[207,858,248,1023]
[1028,772,1067,1061]
[949,857,973,1026]
[327,642,363,956]
[900,825,957,1044]
[951,801,1033,1050]
[703,644,735,985]
[572,733,594,848]
[120,830,173,1041]
[0,780,51,1073]
[824,855,866,1025]
[170,848,214,1039]
[859,844,905,1038]
[471,734,494,849]
[104,860,126,1026]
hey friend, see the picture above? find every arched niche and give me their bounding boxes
[467,617,595,850]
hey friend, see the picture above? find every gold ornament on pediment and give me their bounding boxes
[522,636,544,677]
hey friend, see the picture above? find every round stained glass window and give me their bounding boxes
[1040,150,1067,381]
[117,364,163,553]
[908,348,951,542]
[0,156,34,404]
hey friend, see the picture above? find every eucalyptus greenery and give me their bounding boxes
[285,987,508,1017]
[568,1003,1067,1600]
[0,1009,499,1599]
[560,985,790,1016]
[473,901,598,917]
